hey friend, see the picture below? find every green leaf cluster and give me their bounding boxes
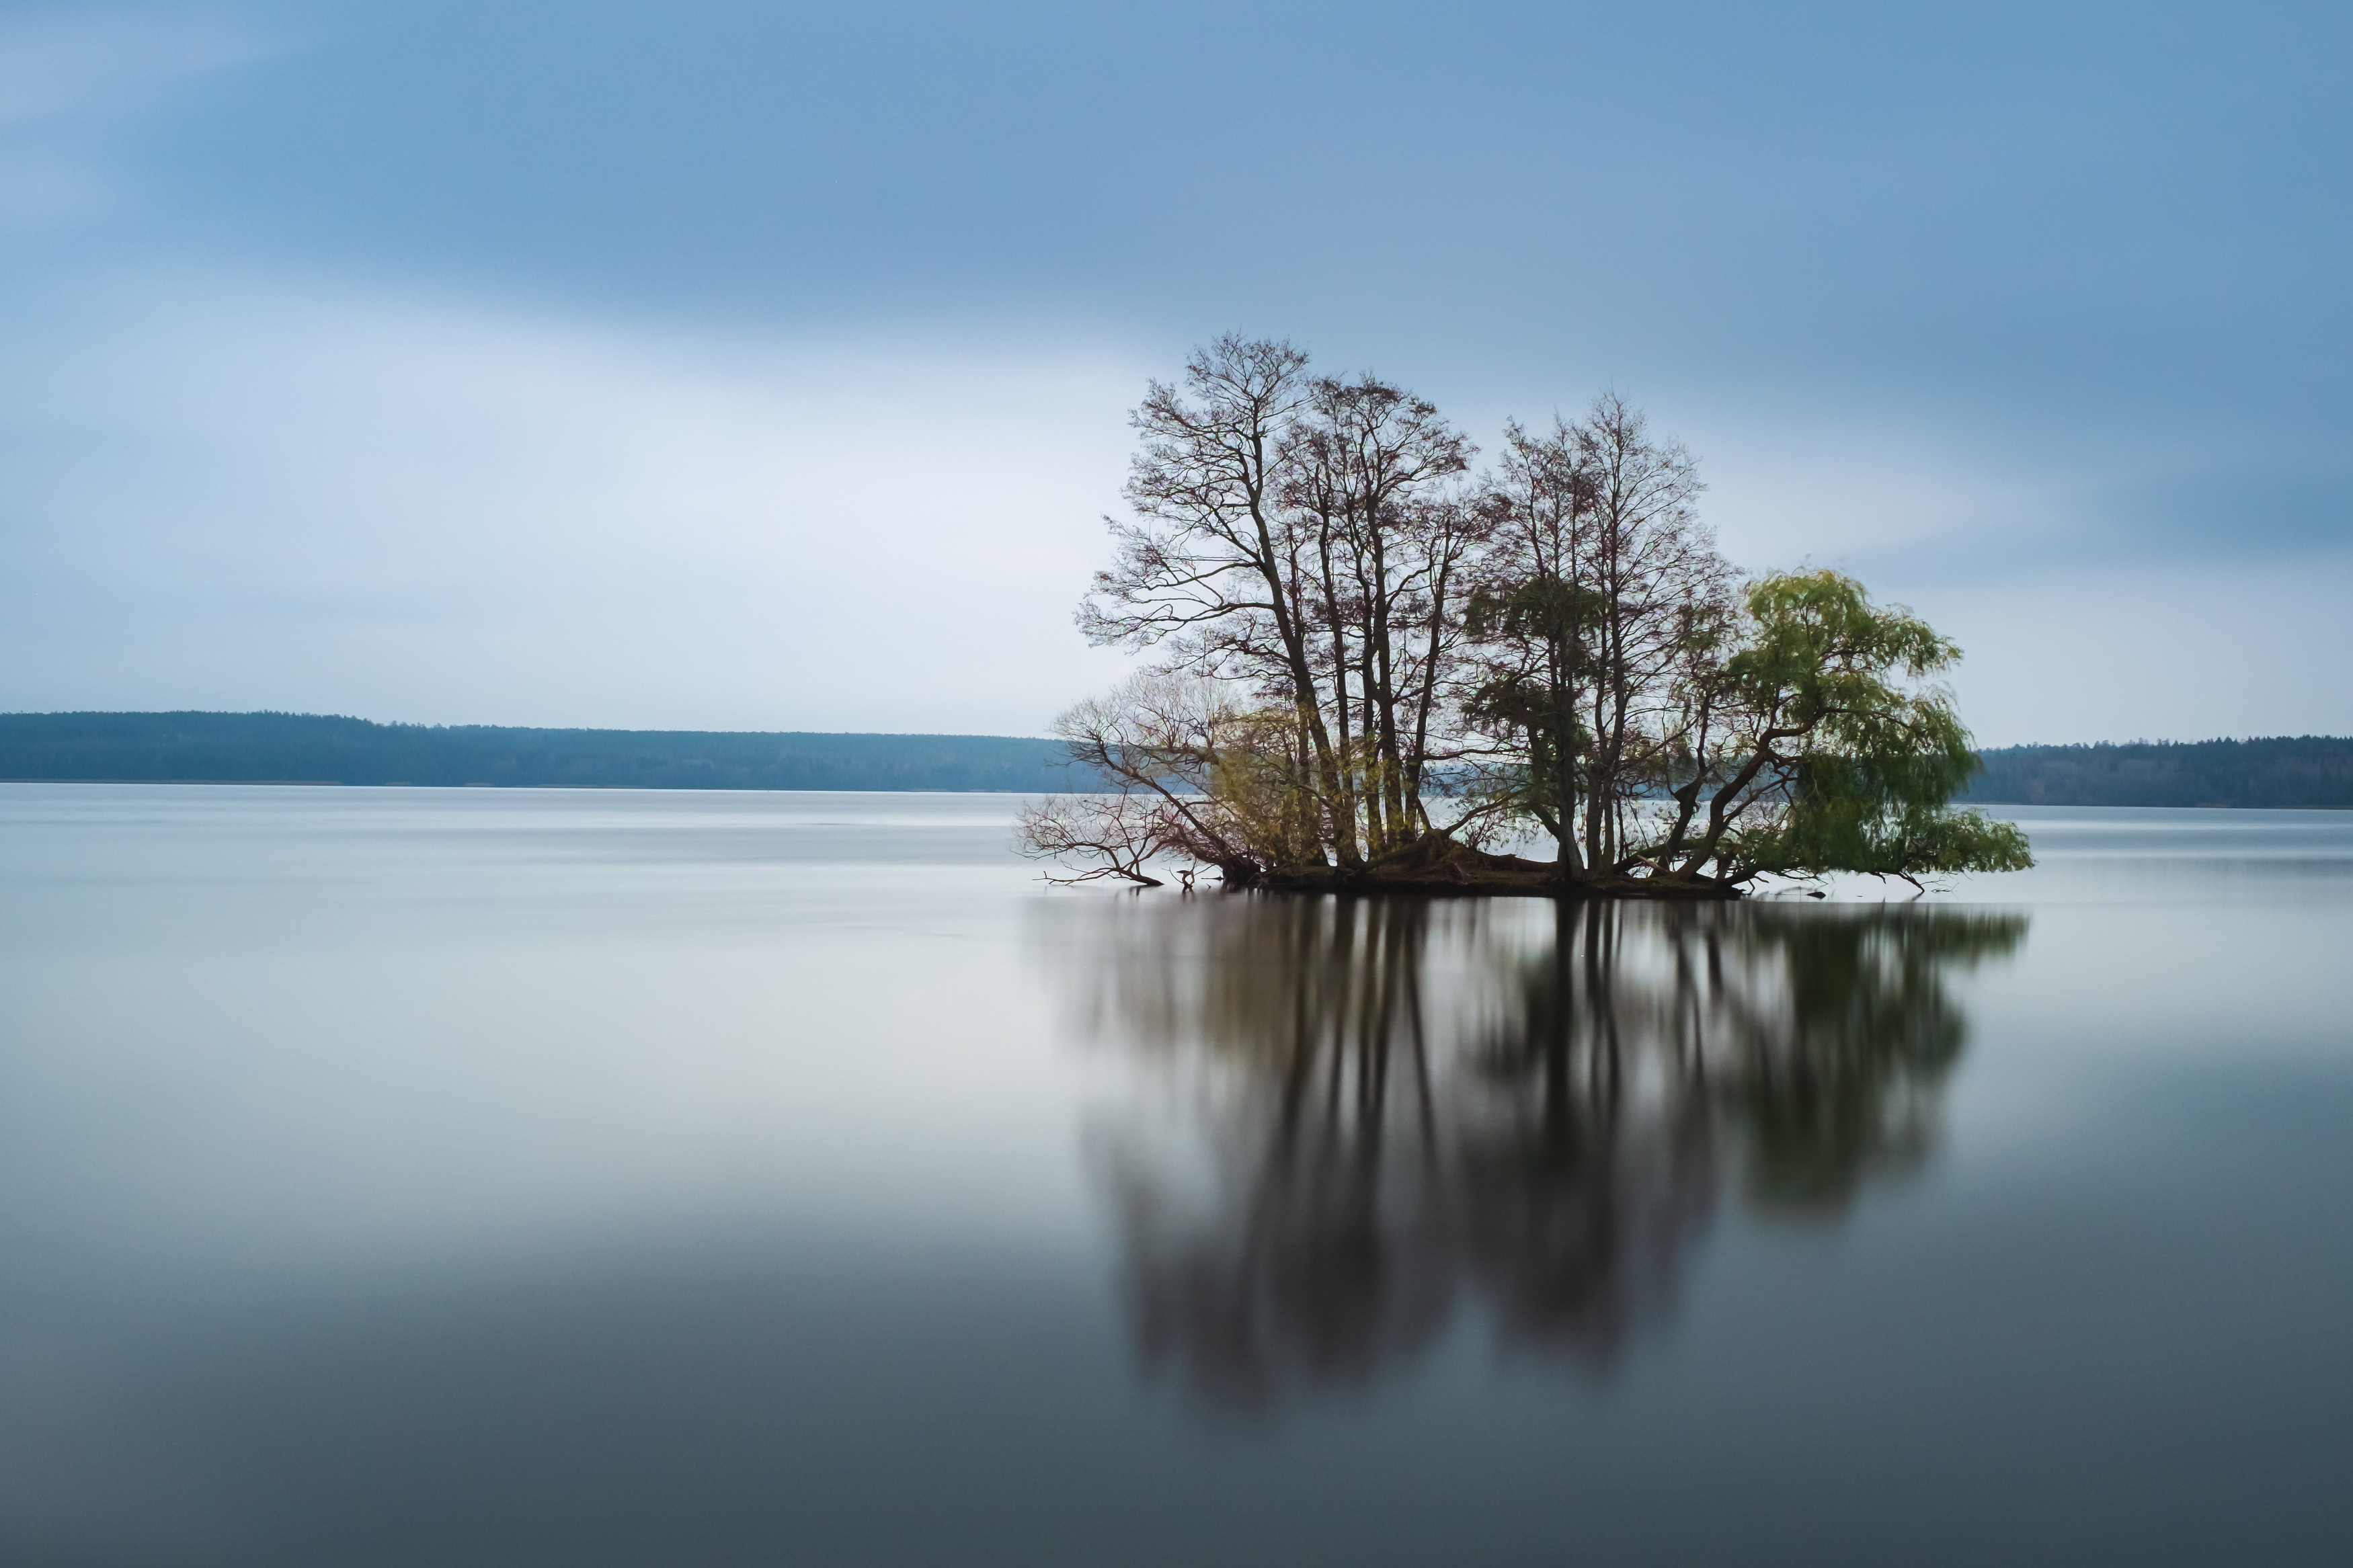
[1713,573,2034,886]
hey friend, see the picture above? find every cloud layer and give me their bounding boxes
[0,276,1142,731]
[0,0,2345,741]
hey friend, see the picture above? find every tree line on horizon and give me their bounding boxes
[1964,736,2353,809]
[0,712,1079,793]
[3,716,2346,809]
[1019,335,2032,895]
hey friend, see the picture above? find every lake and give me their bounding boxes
[1,785,2348,1566]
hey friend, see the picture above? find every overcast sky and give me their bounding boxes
[1,0,2345,743]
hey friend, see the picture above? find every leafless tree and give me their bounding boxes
[1014,790,1175,886]
[1016,671,1316,886]
[1466,397,1734,872]
[1080,341,1480,871]
[1282,374,1477,856]
[1080,337,1354,864]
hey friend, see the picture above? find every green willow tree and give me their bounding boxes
[1614,570,2033,892]
[1023,337,2031,897]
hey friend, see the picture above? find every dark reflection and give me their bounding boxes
[1066,898,2027,1408]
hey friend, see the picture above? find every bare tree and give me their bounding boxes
[1282,374,1477,858]
[1082,343,1480,871]
[1016,671,1317,886]
[1466,397,1733,872]
[1014,791,1175,886]
[1080,337,1355,866]
[1570,395,1732,868]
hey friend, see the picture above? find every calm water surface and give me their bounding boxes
[1,786,2348,1565]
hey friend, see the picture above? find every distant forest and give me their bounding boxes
[1965,737,2353,809]
[2,713,2348,808]
[0,712,1090,792]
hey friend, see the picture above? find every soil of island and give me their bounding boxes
[1248,833,1744,900]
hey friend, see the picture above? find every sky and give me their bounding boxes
[0,0,2346,744]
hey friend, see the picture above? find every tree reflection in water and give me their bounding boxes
[1060,897,2026,1409]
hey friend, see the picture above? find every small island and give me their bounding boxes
[1021,335,2033,898]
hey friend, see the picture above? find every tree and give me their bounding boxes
[1035,338,2033,899]
[1082,339,1480,871]
[1462,399,1734,874]
[1080,337,1351,862]
[1637,570,2034,892]
[1281,374,1477,856]
[1016,671,1318,888]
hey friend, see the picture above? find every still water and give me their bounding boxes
[0,786,2348,1565]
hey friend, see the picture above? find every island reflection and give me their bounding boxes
[1058,897,2026,1409]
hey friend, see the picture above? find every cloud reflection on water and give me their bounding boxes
[1058,897,2027,1409]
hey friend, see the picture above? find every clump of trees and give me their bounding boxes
[1019,335,2032,897]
